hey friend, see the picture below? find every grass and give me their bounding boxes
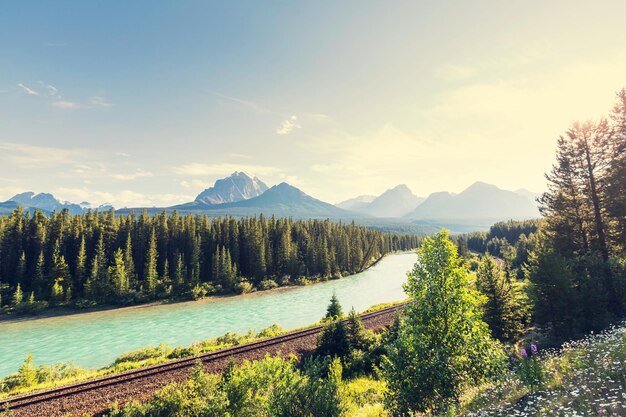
[455,322,626,416]
[0,324,286,399]
[0,298,398,400]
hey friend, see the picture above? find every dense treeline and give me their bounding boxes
[462,219,541,258]
[528,89,626,341]
[0,210,419,312]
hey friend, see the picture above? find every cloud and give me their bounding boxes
[90,96,112,107]
[52,100,79,109]
[0,142,80,168]
[54,187,194,208]
[180,179,207,189]
[173,162,282,177]
[276,115,302,135]
[215,92,266,113]
[39,82,59,96]
[111,169,153,181]
[17,83,39,96]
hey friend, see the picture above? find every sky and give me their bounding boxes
[1,1,625,207]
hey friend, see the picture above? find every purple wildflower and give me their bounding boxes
[520,348,528,358]
[531,343,538,354]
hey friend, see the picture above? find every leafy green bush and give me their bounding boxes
[233,281,255,294]
[257,279,279,291]
[113,343,172,365]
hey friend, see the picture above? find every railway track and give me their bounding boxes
[3,302,406,417]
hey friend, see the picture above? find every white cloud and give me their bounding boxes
[54,187,193,208]
[90,96,112,107]
[180,179,207,189]
[17,83,39,96]
[111,169,153,181]
[215,92,266,113]
[276,115,301,135]
[173,162,282,177]
[52,100,79,109]
[40,82,59,96]
[0,142,80,168]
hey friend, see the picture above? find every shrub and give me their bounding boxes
[113,343,172,365]
[257,279,278,291]
[233,281,255,294]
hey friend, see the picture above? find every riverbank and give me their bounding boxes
[0,252,418,379]
[0,250,415,324]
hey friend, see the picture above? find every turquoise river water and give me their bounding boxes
[0,252,417,378]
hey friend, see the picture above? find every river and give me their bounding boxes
[0,251,417,378]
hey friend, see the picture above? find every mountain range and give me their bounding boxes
[1,172,541,233]
[337,184,424,218]
[0,192,112,216]
[195,171,268,205]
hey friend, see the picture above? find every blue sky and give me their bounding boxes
[1,1,625,207]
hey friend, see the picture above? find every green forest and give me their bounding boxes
[0,213,419,314]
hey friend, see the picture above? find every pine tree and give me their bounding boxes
[13,283,23,306]
[109,248,129,298]
[476,254,523,342]
[325,292,343,319]
[144,228,158,295]
[346,307,367,350]
[124,232,136,287]
[74,236,86,294]
[51,279,64,306]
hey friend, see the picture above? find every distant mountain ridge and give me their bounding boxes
[0,192,112,215]
[336,195,376,211]
[173,182,355,219]
[195,171,268,205]
[2,175,541,234]
[404,181,539,221]
[361,184,424,218]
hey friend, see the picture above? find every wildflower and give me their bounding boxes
[531,343,538,354]
[520,348,528,358]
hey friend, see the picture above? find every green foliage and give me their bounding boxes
[107,356,344,417]
[113,343,173,366]
[0,210,420,314]
[0,354,87,395]
[108,362,228,417]
[316,319,350,358]
[382,230,506,415]
[458,323,626,416]
[325,292,343,319]
[12,284,22,306]
[476,254,525,342]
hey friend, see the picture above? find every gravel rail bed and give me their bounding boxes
[4,303,405,417]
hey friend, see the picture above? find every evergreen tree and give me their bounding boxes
[325,292,343,319]
[123,232,136,287]
[345,307,367,350]
[109,248,130,297]
[476,254,523,342]
[51,279,64,306]
[13,283,23,306]
[144,228,158,295]
[383,231,505,414]
[74,236,86,294]
[316,319,350,358]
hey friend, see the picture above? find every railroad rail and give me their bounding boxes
[4,302,407,416]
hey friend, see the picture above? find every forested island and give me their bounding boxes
[0,213,419,314]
